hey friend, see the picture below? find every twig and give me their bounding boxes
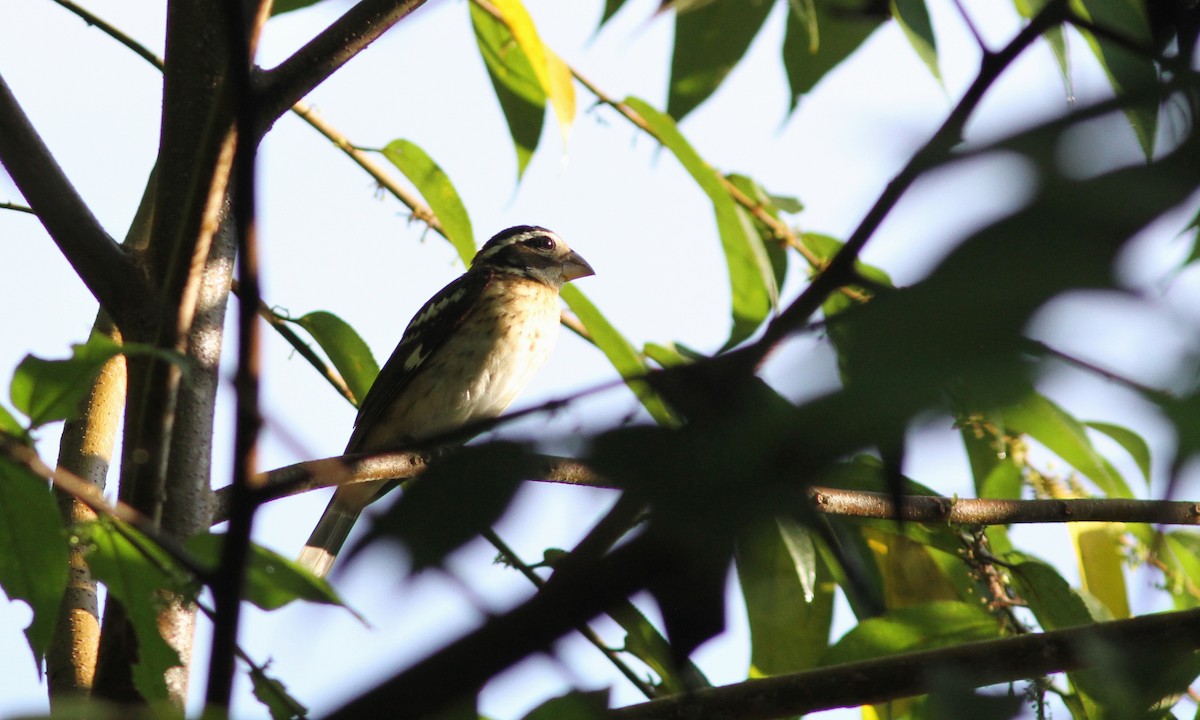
[481,528,659,699]
[808,486,1200,526]
[752,0,1071,360]
[205,0,269,709]
[50,0,164,70]
[211,450,606,524]
[0,435,209,580]
[1025,339,1173,403]
[254,0,431,130]
[0,201,35,214]
[250,293,357,405]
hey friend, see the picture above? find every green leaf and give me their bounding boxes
[270,0,326,15]
[1072,0,1159,157]
[735,517,834,676]
[1008,556,1097,630]
[614,599,709,693]
[380,140,476,265]
[520,690,609,720]
[292,311,380,407]
[820,601,999,665]
[82,520,187,702]
[471,2,546,177]
[560,284,676,425]
[782,0,884,111]
[0,457,68,665]
[0,404,23,438]
[1162,531,1200,609]
[725,174,790,297]
[625,97,776,348]
[668,0,775,120]
[249,664,310,720]
[11,333,175,430]
[1084,420,1152,488]
[598,0,632,28]
[891,0,941,81]
[187,533,353,614]
[491,0,575,142]
[997,392,1132,498]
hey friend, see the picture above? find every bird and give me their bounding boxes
[297,225,594,577]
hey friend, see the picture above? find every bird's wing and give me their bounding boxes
[345,269,496,452]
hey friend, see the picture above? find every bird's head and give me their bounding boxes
[470,225,594,289]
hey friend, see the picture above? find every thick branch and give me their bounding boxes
[254,0,429,130]
[610,607,1200,720]
[0,73,140,319]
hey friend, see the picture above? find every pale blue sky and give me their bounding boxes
[2,1,1198,718]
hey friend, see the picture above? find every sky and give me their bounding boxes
[2,0,1199,718]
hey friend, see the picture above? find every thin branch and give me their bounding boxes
[290,101,441,231]
[609,606,1200,720]
[0,435,209,581]
[205,0,269,708]
[211,450,605,524]
[50,0,164,70]
[0,201,35,214]
[808,486,1200,526]
[252,292,357,405]
[481,527,659,699]
[751,0,1071,360]
[254,0,430,131]
[1025,339,1174,403]
[0,73,140,319]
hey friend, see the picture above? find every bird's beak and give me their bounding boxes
[561,250,595,281]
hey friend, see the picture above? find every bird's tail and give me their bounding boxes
[297,499,362,578]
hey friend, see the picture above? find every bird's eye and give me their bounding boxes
[522,235,556,250]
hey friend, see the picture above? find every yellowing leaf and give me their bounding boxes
[491,0,575,142]
[1070,521,1130,620]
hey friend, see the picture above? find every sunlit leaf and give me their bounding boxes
[10,332,176,430]
[1069,522,1129,620]
[471,2,546,177]
[1084,420,1151,488]
[0,405,23,437]
[0,457,68,665]
[381,139,476,265]
[1162,531,1200,609]
[725,173,790,297]
[491,0,575,142]
[292,311,380,407]
[891,0,941,81]
[82,520,187,702]
[782,0,883,111]
[997,392,1132,498]
[560,284,676,425]
[820,601,999,665]
[668,0,774,120]
[735,517,834,676]
[625,97,776,348]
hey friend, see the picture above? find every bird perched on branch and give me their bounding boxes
[298,226,594,577]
